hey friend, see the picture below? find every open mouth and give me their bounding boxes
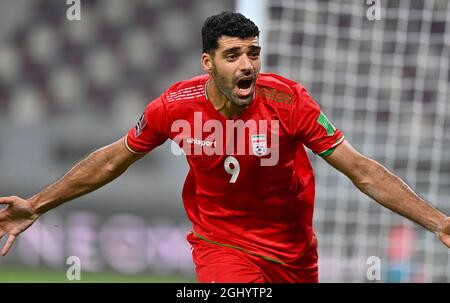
[235,77,254,98]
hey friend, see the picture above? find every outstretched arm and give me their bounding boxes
[324,140,450,248]
[0,136,145,255]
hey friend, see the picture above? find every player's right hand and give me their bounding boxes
[0,196,39,256]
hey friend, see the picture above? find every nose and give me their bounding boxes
[238,54,253,75]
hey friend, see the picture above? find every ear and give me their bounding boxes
[201,53,213,74]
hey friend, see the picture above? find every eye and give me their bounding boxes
[226,54,237,61]
[249,52,260,59]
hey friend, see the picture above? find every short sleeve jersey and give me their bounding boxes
[126,73,345,264]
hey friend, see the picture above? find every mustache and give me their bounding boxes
[234,73,256,84]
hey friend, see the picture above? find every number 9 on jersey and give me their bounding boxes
[224,156,240,183]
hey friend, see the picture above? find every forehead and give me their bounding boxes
[216,36,260,51]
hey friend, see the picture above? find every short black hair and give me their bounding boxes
[202,12,260,54]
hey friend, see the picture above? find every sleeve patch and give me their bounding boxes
[317,112,336,136]
[134,113,147,138]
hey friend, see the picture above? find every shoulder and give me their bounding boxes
[256,73,305,106]
[142,74,208,121]
[256,73,305,94]
[162,74,209,103]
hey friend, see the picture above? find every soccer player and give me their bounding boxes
[0,12,449,283]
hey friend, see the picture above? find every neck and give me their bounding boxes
[206,77,248,119]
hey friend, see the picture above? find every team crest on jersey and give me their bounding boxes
[251,134,268,156]
[134,113,147,138]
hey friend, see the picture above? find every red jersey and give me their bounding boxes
[126,73,344,264]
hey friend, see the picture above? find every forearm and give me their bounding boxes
[354,158,446,234]
[29,145,129,215]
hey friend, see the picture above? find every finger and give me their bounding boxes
[0,230,5,241]
[1,235,16,256]
[0,196,16,205]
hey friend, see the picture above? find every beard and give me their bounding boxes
[211,66,256,108]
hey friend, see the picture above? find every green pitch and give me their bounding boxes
[0,267,197,283]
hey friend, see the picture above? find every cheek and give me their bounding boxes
[215,66,235,85]
[252,60,262,73]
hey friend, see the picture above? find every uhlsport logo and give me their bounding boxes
[186,137,217,148]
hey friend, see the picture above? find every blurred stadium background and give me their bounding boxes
[0,0,449,282]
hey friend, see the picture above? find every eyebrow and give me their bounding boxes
[248,45,262,52]
[222,45,261,55]
[222,47,242,55]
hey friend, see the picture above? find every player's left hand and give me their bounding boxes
[438,217,450,248]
